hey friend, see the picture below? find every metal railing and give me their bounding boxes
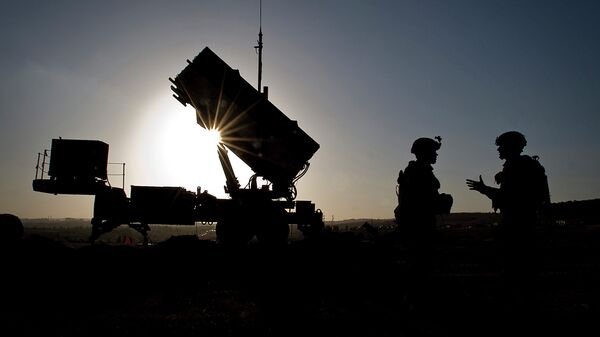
[108,162,126,188]
[34,150,51,180]
[34,151,126,189]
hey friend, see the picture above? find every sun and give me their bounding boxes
[202,128,222,148]
[136,99,227,195]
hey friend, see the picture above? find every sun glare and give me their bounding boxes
[133,96,256,199]
[203,128,222,148]
[132,99,226,196]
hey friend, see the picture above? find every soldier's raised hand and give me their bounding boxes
[466,175,486,192]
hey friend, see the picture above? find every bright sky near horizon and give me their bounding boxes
[1,1,599,220]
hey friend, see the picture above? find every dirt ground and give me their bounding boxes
[2,224,600,337]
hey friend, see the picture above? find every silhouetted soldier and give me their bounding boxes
[466,131,550,309]
[395,137,453,310]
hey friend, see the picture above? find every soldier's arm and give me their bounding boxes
[466,175,499,200]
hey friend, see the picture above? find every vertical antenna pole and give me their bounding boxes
[35,152,41,179]
[255,0,263,93]
[41,149,48,180]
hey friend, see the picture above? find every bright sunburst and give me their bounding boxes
[203,128,222,148]
[136,98,236,197]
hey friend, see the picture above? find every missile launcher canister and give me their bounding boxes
[170,47,319,191]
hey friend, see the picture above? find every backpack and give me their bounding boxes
[530,156,551,226]
[529,156,551,207]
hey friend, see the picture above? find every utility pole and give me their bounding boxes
[254,0,263,94]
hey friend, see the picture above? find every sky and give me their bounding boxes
[1,0,599,221]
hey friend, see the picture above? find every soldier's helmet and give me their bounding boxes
[411,137,441,155]
[495,131,527,150]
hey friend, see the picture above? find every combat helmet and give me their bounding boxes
[495,131,527,150]
[411,136,442,155]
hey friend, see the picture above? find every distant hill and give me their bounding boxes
[326,213,501,230]
[325,198,600,229]
[550,198,600,225]
[22,218,91,228]
[19,198,600,229]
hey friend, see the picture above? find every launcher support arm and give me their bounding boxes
[217,143,240,196]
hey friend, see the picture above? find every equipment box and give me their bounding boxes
[49,139,109,180]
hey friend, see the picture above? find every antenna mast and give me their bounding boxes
[254,0,263,94]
